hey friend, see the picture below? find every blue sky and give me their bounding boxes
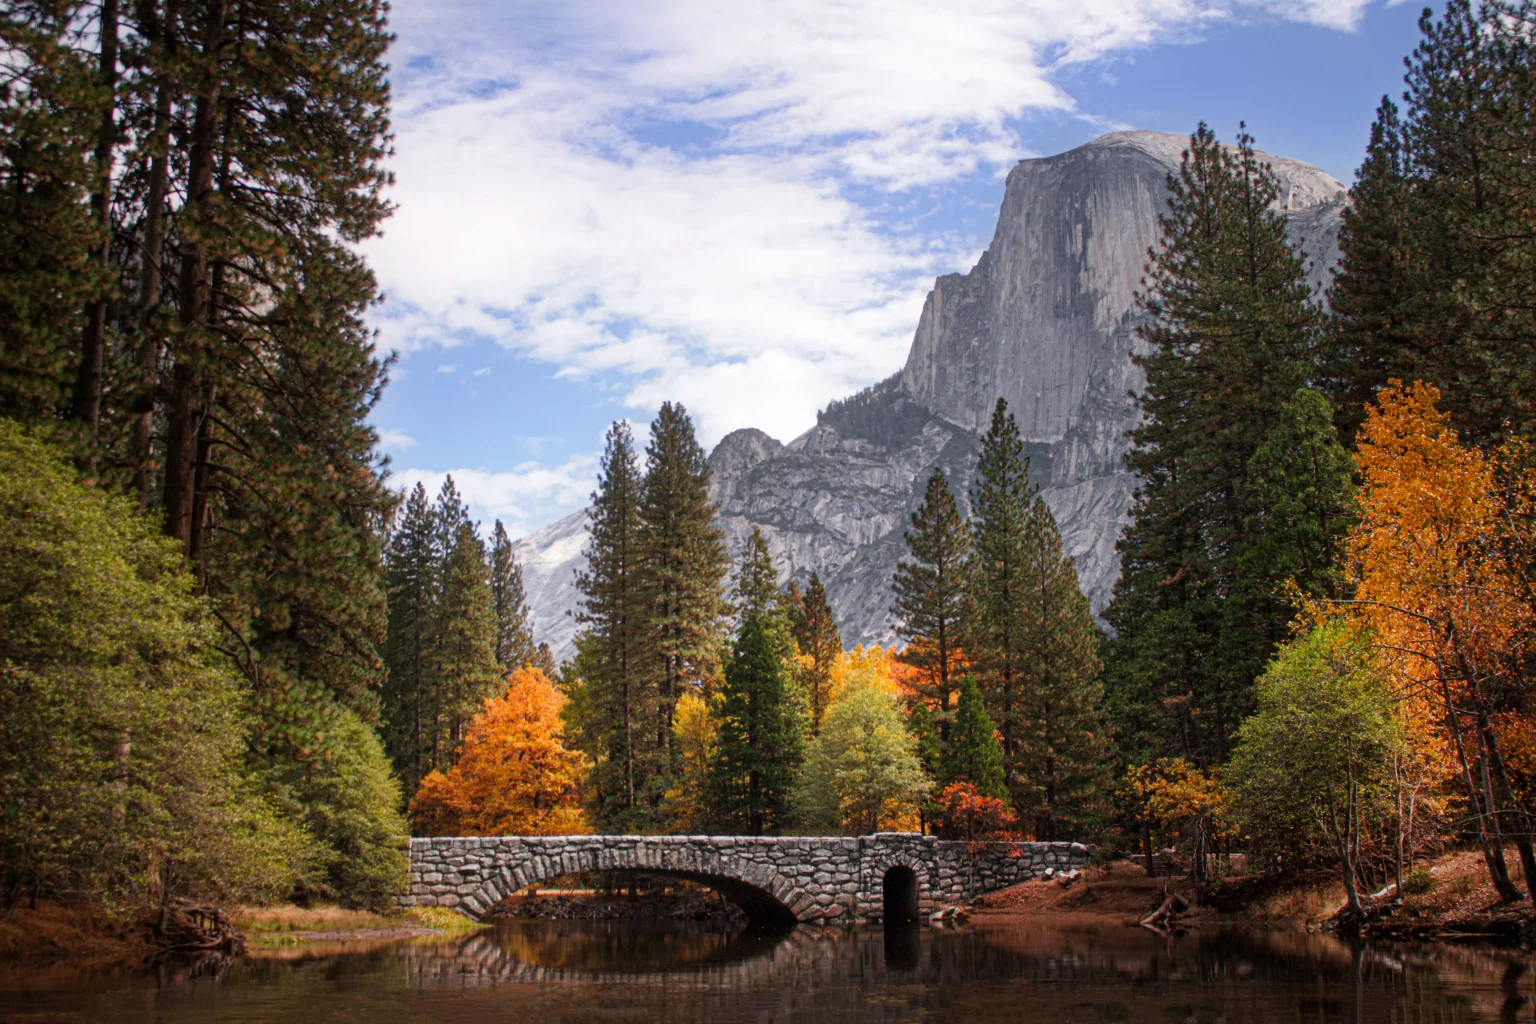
[364,0,1425,539]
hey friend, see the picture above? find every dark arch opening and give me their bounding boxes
[477,868,797,928]
[882,865,919,924]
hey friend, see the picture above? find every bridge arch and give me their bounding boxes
[452,838,802,925]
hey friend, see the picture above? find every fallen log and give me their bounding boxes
[1139,893,1189,933]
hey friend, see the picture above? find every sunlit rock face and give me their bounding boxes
[519,131,1348,659]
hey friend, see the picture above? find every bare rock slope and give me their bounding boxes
[519,131,1347,657]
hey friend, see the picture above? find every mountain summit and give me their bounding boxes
[517,131,1348,658]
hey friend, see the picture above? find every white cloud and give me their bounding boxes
[392,453,599,539]
[372,0,1384,452]
[434,362,457,374]
[472,366,491,377]
[376,428,417,451]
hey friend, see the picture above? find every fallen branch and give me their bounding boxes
[1139,893,1189,933]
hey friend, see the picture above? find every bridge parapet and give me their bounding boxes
[402,833,1089,923]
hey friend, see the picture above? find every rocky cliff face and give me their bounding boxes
[517,131,1348,658]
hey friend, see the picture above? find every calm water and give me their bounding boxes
[4,917,1536,1023]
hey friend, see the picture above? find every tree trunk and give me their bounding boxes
[73,0,120,475]
[1444,694,1520,900]
[163,0,227,552]
[1479,712,1536,903]
[131,0,180,506]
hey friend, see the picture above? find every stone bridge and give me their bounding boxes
[403,833,1090,924]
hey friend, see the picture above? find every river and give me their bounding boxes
[3,917,1532,1022]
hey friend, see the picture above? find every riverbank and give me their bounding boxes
[0,901,477,968]
[233,904,479,950]
[971,852,1536,946]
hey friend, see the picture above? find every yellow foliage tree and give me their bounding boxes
[409,667,590,837]
[661,691,718,833]
[1342,381,1536,902]
[828,645,901,703]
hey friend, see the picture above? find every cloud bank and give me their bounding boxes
[374,0,1381,533]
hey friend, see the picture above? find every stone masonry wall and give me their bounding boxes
[403,833,1089,923]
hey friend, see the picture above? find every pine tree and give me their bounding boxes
[708,542,803,835]
[1323,1,1536,445]
[382,483,439,795]
[0,5,103,436]
[1014,493,1112,840]
[1235,388,1356,621]
[636,402,729,809]
[489,519,537,671]
[734,528,792,652]
[943,677,1006,800]
[892,466,969,744]
[1324,97,1421,446]
[965,398,1034,794]
[1103,124,1318,768]
[434,519,502,767]
[0,0,402,906]
[570,421,652,831]
[788,572,842,734]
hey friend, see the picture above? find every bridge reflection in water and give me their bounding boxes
[383,918,1536,1024]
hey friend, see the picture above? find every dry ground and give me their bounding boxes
[971,851,1536,941]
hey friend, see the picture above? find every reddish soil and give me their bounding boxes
[969,862,1172,924]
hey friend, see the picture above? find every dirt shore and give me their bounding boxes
[970,853,1536,946]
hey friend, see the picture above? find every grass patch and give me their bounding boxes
[233,904,403,934]
[405,905,480,933]
[232,903,482,947]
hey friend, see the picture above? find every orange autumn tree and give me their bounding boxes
[409,667,590,836]
[1343,381,1536,903]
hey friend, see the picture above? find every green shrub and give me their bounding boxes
[0,421,306,910]
[292,708,409,911]
[1403,866,1435,895]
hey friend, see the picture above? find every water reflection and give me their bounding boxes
[5,918,1536,1023]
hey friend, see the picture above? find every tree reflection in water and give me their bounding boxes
[9,918,1536,1022]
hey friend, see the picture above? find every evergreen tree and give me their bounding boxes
[569,421,652,831]
[1324,0,1536,445]
[709,544,803,835]
[434,519,503,766]
[734,528,793,653]
[1103,124,1318,768]
[943,677,1006,800]
[788,572,842,734]
[636,402,729,806]
[1324,98,1421,446]
[965,398,1035,794]
[892,466,969,745]
[489,519,537,671]
[0,0,403,901]
[0,6,103,436]
[1014,493,1112,840]
[382,483,439,795]
[1235,388,1356,619]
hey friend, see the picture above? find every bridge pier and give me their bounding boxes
[402,834,1090,924]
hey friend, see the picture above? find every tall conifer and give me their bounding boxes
[943,677,1006,800]
[965,399,1034,794]
[1104,124,1318,767]
[789,573,841,734]
[382,484,438,794]
[636,402,729,803]
[1014,493,1111,840]
[893,466,969,744]
[708,542,802,835]
[489,520,537,671]
[434,520,502,764]
[570,421,651,831]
